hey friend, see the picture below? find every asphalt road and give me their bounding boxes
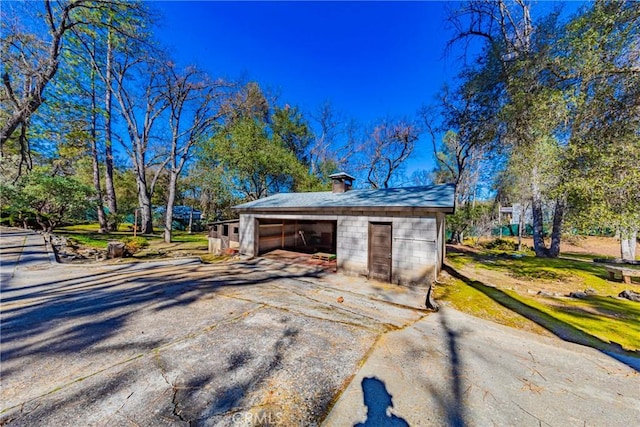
[1,227,638,426]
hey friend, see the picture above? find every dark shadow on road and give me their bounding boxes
[404,310,468,427]
[439,311,467,427]
[0,258,325,365]
[443,264,640,372]
[184,322,301,424]
[354,377,409,427]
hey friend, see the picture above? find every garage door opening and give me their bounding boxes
[257,219,337,256]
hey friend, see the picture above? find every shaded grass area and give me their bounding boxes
[440,248,640,356]
[433,276,552,337]
[448,247,638,291]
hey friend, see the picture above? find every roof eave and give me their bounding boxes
[233,206,455,214]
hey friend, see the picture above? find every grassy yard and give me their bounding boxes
[437,245,640,354]
[54,223,209,259]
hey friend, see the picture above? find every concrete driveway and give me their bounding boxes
[1,228,638,426]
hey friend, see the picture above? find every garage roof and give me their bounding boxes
[233,183,455,213]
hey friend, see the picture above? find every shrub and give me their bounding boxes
[120,236,149,255]
[483,238,517,251]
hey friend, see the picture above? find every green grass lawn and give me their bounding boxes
[54,223,209,255]
[440,248,640,354]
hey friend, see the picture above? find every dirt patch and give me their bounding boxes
[261,249,337,274]
[485,235,638,259]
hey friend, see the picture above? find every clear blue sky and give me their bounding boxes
[151,1,584,183]
[153,1,458,179]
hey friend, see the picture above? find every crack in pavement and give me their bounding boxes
[155,352,190,425]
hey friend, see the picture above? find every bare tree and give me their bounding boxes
[161,65,229,243]
[111,55,169,234]
[421,84,495,208]
[308,102,359,177]
[360,119,419,189]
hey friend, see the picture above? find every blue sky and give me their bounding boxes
[153,1,459,179]
[152,1,584,183]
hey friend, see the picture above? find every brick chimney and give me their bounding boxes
[329,172,355,193]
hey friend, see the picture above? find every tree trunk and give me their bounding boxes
[531,198,549,257]
[35,213,48,233]
[91,139,107,233]
[548,198,565,258]
[103,28,118,231]
[530,167,548,257]
[90,50,107,233]
[621,228,638,261]
[164,172,178,243]
[517,204,524,252]
[135,174,153,234]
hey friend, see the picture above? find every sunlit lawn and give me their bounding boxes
[440,248,640,353]
[55,223,209,255]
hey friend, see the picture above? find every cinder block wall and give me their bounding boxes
[337,213,439,285]
[336,216,369,276]
[392,215,439,285]
[239,214,256,256]
[239,212,444,286]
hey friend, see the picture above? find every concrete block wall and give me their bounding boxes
[336,216,369,276]
[337,213,439,285]
[391,216,438,285]
[208,237,241,254]
[239,214,256,256]
[239,212,445,286]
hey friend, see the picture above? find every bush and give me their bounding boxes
[120,236,149,255]
[483,238,517,251]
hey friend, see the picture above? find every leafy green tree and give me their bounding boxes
[9,167,94,232]
[200,83,322,202]
[449,0,568,257]
[208,116,310,200]
[272,105,313,166]
[0,0,144,175]
[67,0,152,231]
[560,1,640,260]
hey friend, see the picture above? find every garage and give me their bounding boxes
[257,219,337,255]
[234,173,455,286]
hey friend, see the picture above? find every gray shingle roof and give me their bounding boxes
[233,183,455,212]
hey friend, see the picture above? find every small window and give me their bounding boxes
[233,227,239,234]
[213,225,218,232]
[223,224,229,236]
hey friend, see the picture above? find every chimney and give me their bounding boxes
[329,172,355,193]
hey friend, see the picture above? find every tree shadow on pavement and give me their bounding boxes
[443,264,640,372]
[0,260,354,425]
[438,312,467,427]
[407,310,469,427]
[0,259,324,365]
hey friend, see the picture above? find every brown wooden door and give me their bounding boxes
[369,222,392,282]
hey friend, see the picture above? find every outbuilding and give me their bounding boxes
[233,173,455,286]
